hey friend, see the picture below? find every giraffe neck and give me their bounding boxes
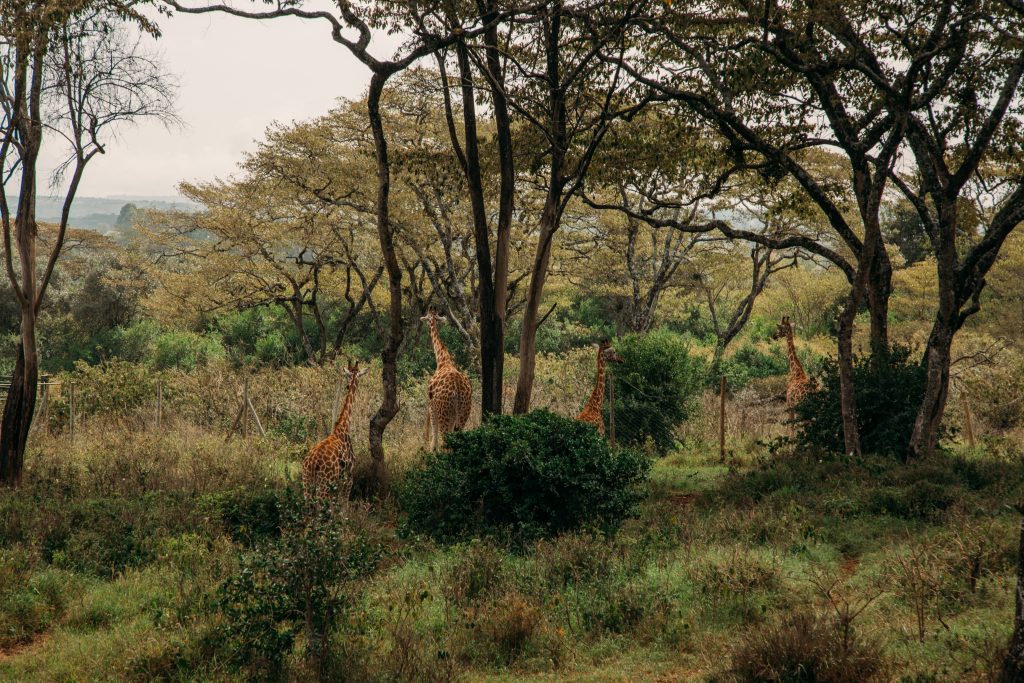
[584,350,607,412]
[331,378,358,439]
[786,330,807,380]
[428,318,454,369]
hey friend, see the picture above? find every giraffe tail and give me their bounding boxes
[423,402,431,449]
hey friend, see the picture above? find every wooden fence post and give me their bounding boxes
[964,398,976,449]
[69,383,76,444]
[719,375,727,462]
[242,378,250,438]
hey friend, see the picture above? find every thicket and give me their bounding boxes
[212,487,385,680]
[610,329,706,454]
[796,345,929,458]
[396,410,650,544]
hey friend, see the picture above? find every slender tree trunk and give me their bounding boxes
[0,46,43,486]
[835,226,883,457]
[513,198,559,413]
[0,341,37,487]
[867,245,892,359]
[365,75,402,492]
[1003,504,1024,683]
[453,41,503,417]
[908,206,959,459]
[512,7,564,414]
[479,0,516,416]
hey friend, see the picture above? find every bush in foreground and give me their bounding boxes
[729,611,885,682]
[396,410,650,544]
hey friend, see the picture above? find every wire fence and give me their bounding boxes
[1,360,797,460]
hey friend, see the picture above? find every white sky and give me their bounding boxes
[39,10,387,198]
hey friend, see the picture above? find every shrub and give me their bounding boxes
[152,330,225,371]
[66,359,156,417]
[795,344,929,458]
[730,611,885,682]
[213,486,384,680]
[200,487,284,546]
[610,329,706,454]
[396,410,650,544]
[718,343,789,389]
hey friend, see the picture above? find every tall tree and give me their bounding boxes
[167,0,519,490]
[891,0,1024,457]
[502,0,652,413]
[0,2,174,486]
[609,0,982,454]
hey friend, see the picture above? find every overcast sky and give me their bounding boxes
[39,10,388,199]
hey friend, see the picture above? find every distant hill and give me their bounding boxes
[12,195,201,234]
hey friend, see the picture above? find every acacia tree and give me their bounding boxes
[605,0,994,454]
[0,3,174,486]
[583,104,808,338]
[167,0,520,491]
[497,0,654,413]
[143,176,382,365]
[889,0,1024,457]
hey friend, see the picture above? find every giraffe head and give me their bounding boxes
[771,316,794,341]
[597,339,625,364]
[343,360,370,383]
[420,307,447,325]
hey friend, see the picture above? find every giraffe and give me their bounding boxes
[576,339,624,436]
[302,360,368,501]
[422,308,473,450]
[771,316,813,427]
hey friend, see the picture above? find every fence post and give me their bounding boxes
[964,398,976,449]
[719,375,727,462]
[242,377,250,438]
[69,383,76,444]
[608,375,616,448]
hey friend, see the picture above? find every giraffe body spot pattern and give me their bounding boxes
[302,361,367,501]
[421,309,473,450]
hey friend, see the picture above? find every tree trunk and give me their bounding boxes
[453,41,503,417]
[907,309,955,459]
[1002,504,1024,683]
[0,322,39,487]
[835,296,861,457]
[365,75,402,493]
[867,245,892,359]
[512,7,565,415]
[513,199,559,413]
[908,207,959,460]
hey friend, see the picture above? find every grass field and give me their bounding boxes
[0,416,1019,681]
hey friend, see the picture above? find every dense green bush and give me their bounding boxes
[199,487,285,546]
[396,410,650,544]
[796,344,929,458]
[152,330,226,371]
[610,329,706,454]
[718,343,789,389]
